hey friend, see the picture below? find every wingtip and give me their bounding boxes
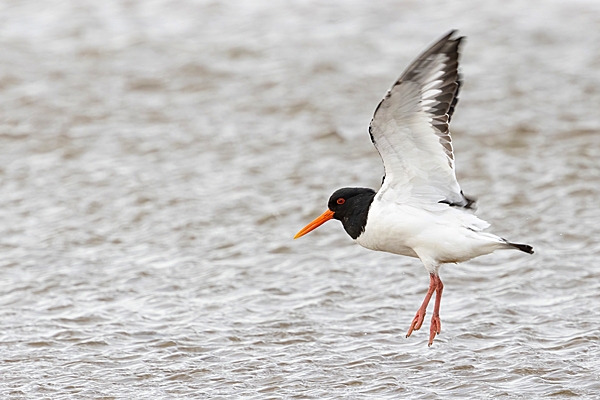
[441,30,466,46]
[443,29,461,39]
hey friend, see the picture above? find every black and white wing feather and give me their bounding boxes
[369,30,474,209]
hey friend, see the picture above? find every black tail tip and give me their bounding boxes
[511,243,534,254]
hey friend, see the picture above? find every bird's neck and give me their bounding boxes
[338,189,376,239]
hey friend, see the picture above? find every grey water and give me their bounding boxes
[1,0,600,398]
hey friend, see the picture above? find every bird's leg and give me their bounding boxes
[406,273,436,338]
[428,275,444,346]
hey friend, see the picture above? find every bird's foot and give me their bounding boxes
[406,308,426,338]
[427,314,441,346]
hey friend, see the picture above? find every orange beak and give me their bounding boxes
[294,209,335,239]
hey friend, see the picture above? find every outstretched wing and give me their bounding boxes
[369,30,474,209]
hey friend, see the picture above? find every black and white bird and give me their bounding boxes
[294,30,533,346]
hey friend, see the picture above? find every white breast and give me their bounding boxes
[355,200,420,258]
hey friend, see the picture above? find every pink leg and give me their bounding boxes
[428,275,444,346]
[406,274,437,338]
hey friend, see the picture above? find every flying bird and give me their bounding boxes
[294,30,533,346]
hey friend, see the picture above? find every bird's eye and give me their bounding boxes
[337,198,345,205]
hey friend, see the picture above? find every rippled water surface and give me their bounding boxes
[1,0,600,398]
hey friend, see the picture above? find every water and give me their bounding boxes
[1,0,600,398]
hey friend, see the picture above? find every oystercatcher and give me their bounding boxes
[294,30,533,346]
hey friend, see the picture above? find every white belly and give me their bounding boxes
[355,199,503,266]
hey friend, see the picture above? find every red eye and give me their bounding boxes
[337,198,345,205]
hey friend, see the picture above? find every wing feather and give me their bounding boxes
[369,30,474,209]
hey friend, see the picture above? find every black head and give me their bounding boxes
[295,187,376,240]
[327,187,376,239]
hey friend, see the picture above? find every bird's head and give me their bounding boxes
[294,187,376,239]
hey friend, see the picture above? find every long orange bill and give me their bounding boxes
[294,209,335,239]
